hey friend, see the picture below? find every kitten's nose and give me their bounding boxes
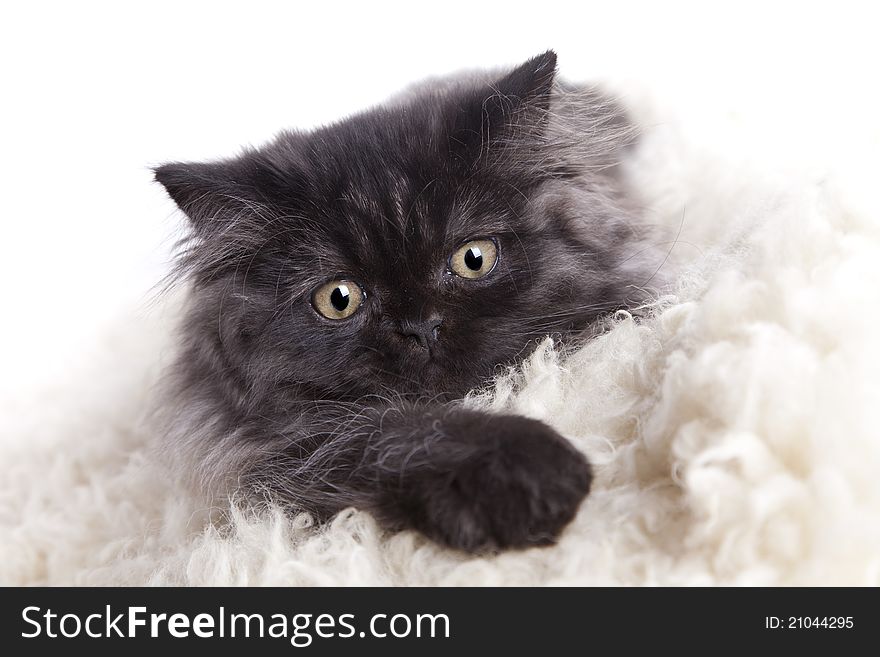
[399,317,442,349]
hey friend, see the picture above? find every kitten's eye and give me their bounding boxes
[311,280,364,320]
[449,238,498,279]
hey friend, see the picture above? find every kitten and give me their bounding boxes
[155,51,660,552]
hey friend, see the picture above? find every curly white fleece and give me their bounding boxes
[2,89,879,586]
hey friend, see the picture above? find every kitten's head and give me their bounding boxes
[156,51,651,406]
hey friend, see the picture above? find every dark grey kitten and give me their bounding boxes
[155,51,659,552]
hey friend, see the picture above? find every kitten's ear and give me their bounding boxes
[154,159,262,234]
[490,50,557,119]
[452,50,558,157]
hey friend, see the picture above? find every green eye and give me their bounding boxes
[312,280,364,320]
[449,238,498,279]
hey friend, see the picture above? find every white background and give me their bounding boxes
[0,1,876,393]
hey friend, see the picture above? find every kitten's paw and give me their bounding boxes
[401,414,592,552]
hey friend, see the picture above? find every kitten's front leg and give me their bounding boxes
[371,407,593,552]
[268,405,592,552]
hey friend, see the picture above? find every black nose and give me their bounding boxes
[399,317,442,349]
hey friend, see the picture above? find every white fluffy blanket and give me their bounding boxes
[2,89,879,586]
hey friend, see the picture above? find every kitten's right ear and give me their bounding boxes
[154,159,258,234]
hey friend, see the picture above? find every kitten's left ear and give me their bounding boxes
[490,50,557,120]
[451,50,557,161]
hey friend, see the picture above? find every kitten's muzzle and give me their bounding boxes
[399,317,442,350]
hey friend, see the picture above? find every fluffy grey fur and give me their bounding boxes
[154,52,664,552]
